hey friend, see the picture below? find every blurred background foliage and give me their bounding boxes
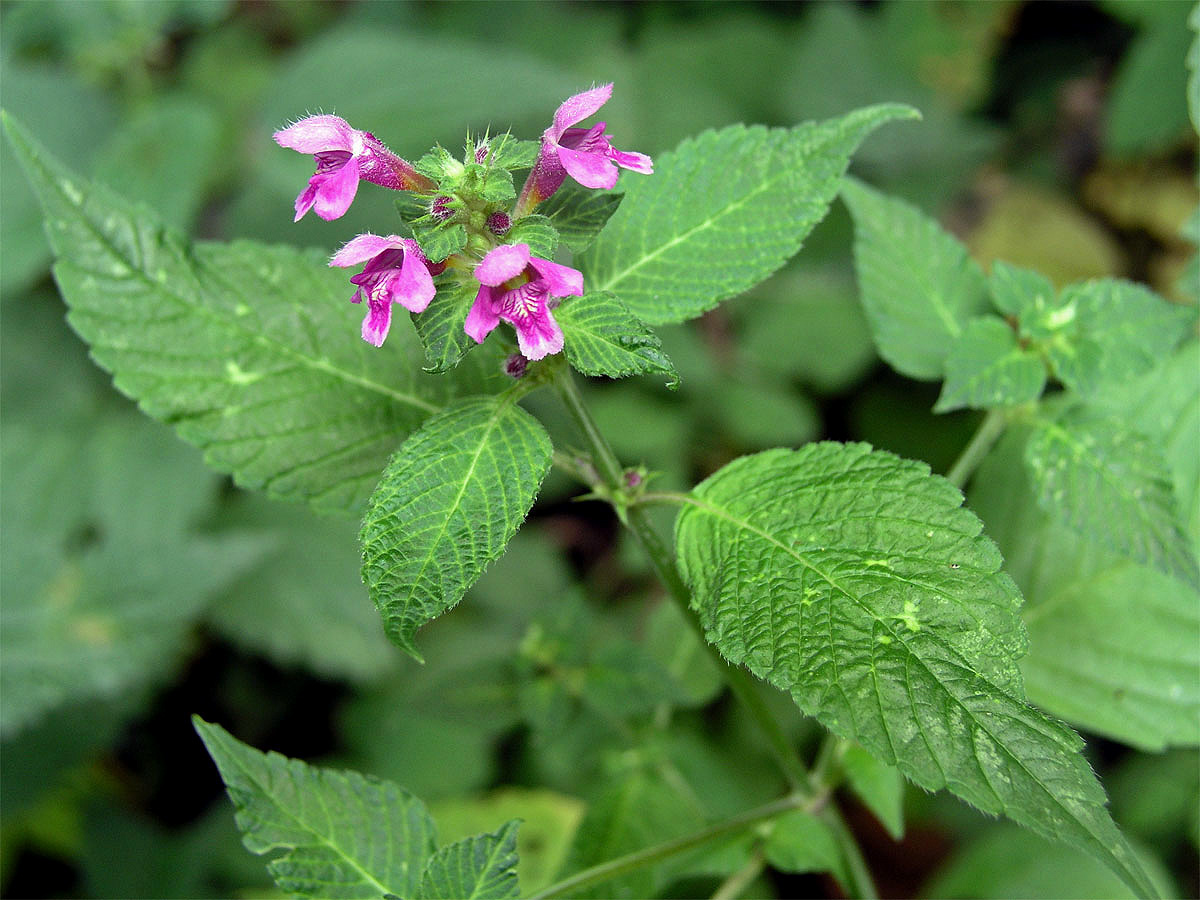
[1,1,1196,897]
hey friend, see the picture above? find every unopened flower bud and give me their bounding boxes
[504,353,528,378]
[487,211,512,236]
[430,196,454,221]
[474,143,489,164]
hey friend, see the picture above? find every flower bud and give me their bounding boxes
[430,196,454,222]
[487,211,512,237]
[504,353,528,378]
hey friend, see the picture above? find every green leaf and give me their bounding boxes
[484,134,539,171]
[842,177,990,380]
[987,260,1057,319]
[1106,5,1193,156]
[764,811,848,886]
[1024,410,1199,589]
[1,412,267,737]
[193,716,436,899]
[1044,279,1196,397]
[418,821,520,900]
[581,104,919,325]
[926,824,1176,900]
[934,316,1047,413]
[537,181,623,253]
[3,112,492,515]
[557,292,679,387]
[361,397,552,661]
[841,743,906,840]
[414,280,483,374]
[412,220,468,264]
[674,443,1156,898]
[973,416,1200,751]
[505,214,558,258]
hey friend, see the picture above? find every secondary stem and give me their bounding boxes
[526,793,806,900]
[549,365,879,899]
[945,407,1008,489]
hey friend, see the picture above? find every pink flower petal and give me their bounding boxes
[610,149,654,174]
[476,244,531,286]
[393,250,436,313]
[330,233,403,268]
[550,84,613,141]
[361,296,392,347]
[310,158,361,221]
[527,257,584,298]
[274,115,356,154]
[465,287,502,343]
[513,307,564,361]
[556,145,618,190]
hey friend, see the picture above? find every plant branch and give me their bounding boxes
[526,793,805,900]
[945,407,1008,490]
[549,364,879,899]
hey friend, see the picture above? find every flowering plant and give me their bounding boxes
[6,60,1195,900]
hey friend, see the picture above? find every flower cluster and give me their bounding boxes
[274,85,651,361]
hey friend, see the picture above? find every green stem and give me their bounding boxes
[945,407,1008,490]
[548,365,879,899]
[526,794,805,900]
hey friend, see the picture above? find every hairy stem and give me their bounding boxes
[526,793,805,900]
[549,365,880,899]
[945,407,1008,490]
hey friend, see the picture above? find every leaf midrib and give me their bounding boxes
[32,137,438,415]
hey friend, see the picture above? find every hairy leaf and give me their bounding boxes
[506,215,558,259]
[934,316,1047,413]
[414,280,483,374]
[987,260,1056,319]
[557,292,679,387]
[581,104,918,324]
[842,177,989,380]
[537,181,623,252]
[360,397,552,660]
[1044,280,1196,397]
[419,821,520,900]
[193,717,437,899]
[1024,410,1198,589]
[675,443,1156,898]
[3,112,493,515]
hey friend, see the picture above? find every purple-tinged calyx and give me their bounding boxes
[516,84,653,214]
[503,353,528,378]
[274,115,434,222]
[465,243,583,361]
[430,195,455,222]
[487,211,512,236]
[330,234,440,347]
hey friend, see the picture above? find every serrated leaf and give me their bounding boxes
[1045,279,1196,396]
[581,104,919,325]
[418,820,520,900]
[537,182,623,252]
[1024,411,1199,589]
[413,280,482,374]
[505,215,558,258]
[842,177,990,380]
[557,292,679,387]
[674,443,1156,898]
[412,220,468,263]
[361,397,552,661]
[193,717,436,899]
[934,316,1047,413]
[485,134,539,171]
[988,260,1057,318]
[3,112,489,515]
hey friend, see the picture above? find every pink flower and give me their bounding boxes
[274,115,431,222]
[330,234,439,347]
[517,84,653,213]
[465,244,584,360]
